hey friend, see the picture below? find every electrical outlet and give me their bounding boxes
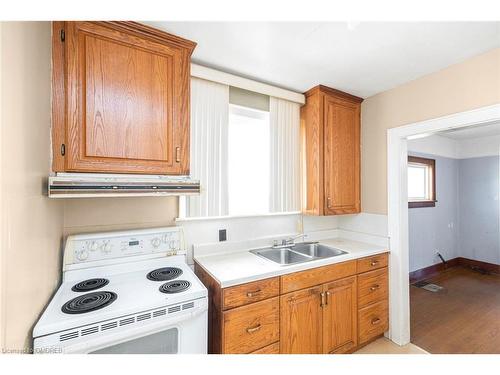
[219,229,227,242]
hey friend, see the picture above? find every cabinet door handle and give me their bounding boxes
[325,291,331,306]
[370,284,380,291]
[175,147,181,163]
[246,289,261,298]
[327,197,332,209]
[246,324,262,333]
[371,318,381,325]
[320,292,326,307]
[370,260,379,266]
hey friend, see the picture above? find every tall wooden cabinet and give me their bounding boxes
[51,21,196,174]
[301,85,362,215]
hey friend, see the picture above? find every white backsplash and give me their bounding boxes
[177,212,388,264]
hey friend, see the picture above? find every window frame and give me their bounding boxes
[408,156,436,208]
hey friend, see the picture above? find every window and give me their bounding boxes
[228,104,270,215]
[185,78,299,219]
[408,156,436,208]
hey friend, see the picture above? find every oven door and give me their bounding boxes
[41,300,208,354]
[91,308,207,354]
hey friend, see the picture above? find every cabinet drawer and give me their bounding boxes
[358,300,389,344]
[357,253,388,274]
[250,342,280,354]
[357,268,388,308]
[281,260,356,294]
[223,297,280,353]
[223,277,279,310]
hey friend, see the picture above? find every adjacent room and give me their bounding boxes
[407,124,500,353]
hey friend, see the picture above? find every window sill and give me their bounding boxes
[409,201,436,208]
[175,211,302,223]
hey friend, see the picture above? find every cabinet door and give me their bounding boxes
[322,276,357,353]
[323,95,360,214]
[280,286,323,354]
[64,22,190,174]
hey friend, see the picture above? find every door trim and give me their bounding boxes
[387,103,500,345]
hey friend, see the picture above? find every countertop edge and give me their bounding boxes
[194,244,389,289]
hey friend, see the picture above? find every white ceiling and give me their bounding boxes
[439,121,500,140]
[144,22,500,98]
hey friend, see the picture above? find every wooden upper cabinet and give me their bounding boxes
[52,21,196,174]
[301,85,362,215]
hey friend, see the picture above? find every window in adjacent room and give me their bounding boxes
[408,156,436,208]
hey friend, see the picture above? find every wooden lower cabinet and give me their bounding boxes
[223,298,280,353]
[250,342,280,354]
[280,276,358,354]
[280,286,323,354]
[322,276,357,353]
[358,300,389,345]
[194,252,389,354]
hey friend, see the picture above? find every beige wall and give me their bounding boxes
[63,197,178,236]
[361,48,500,214]
[0,22,179,351]
[0,22,64,351]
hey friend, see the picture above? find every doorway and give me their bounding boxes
[386,103,500,346]
[406,123,500,353]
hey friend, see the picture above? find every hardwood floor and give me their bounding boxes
[410,266,500,353]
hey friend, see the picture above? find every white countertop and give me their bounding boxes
[194,237,389,288]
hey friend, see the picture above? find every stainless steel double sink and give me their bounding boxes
[250,242,347,265]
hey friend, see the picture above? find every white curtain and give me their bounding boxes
[187,78,229,217]
[269,97,301,212]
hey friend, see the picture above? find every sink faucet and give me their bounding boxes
[273,234,308,248]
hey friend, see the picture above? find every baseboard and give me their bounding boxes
[409,258,459,283]
[410,257,500,283]
[457,257,500,275]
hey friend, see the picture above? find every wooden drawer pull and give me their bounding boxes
[246,289,262,298]
[370,260,379,266]
[246,324,262,333]
[371,318,381,325]
[370,284,380,291]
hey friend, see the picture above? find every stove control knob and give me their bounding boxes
[77,249,89,261]
[88,241,98,252]
[161,233,170,243]
[151,237,161,249]
[102,241,112,254]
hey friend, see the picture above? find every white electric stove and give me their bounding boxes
[33,227,208,354]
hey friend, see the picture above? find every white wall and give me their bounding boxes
[180,212,388,262]
[407,152,459,272]
[408,135,500,270]
[458,156,500,265]
[408,133,500,159]
[407,134,458,159]
[458,134,500,159]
